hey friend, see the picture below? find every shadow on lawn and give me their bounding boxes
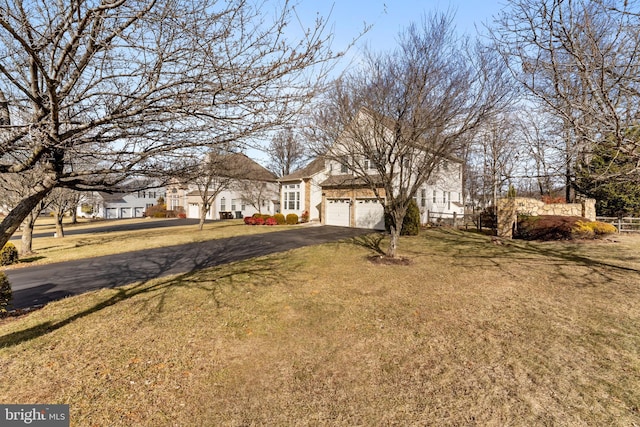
[0,239,291,349]
[430,228,640,285]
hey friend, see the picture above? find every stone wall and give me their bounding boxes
[497,197,596,238]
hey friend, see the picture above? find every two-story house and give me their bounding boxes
[279,111,465,230]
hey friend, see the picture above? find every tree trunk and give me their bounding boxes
[386,209,406,258]
[55,212,65,238]
[0,185,54,250]
[387,226,400,258]
[198,203,208,231]
[20,212,38,256]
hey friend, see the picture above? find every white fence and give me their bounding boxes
[597,217,640,233]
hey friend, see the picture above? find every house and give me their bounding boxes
[280,114,465,230]
[78,185,166,219]
[278,157,328,223]
[166,153,279,220]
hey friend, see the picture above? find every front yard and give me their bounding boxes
[0,228,639,425]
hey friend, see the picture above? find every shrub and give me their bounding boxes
[0,242,19,266]
[300,210,310,223]
[286,213,299,225]
[274,213,286,225]
[244,216,255,225]
[573,220,617,237]
[516,215,615,240]
[516,215,582,240]
[401,199,421,236]
[254,217,265,225]
[0,272,11,314]
[265,217,278,226]
[177,213,187,219]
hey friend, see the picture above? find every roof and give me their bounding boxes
[279,157,326,181]
[221,153,278,182]
[320,174,384,188]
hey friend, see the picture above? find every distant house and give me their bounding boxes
[167,153,279,220]
[78,185,166,219]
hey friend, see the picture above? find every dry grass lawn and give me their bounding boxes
[1,228,639,425]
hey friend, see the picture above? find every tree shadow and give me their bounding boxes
[349,232,386,255]
[0,252,290,349]
[430,228,640,287]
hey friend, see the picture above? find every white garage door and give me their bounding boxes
[105,208,118,219]
[188,203,199,219]
[120,207,132,218]
[355,199,385,230]
[325,199,351,227]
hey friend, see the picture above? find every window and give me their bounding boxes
[447,192,451,210]
[421,189,426,208]
[442,192,446,204]
[231,199,237,211]
[433,190,437,204]
[285,190,299,210]
[220,197,226,211]
[340,156,349,173]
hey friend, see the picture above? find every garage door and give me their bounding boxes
[188,203,199,219]
[120,207,132,218]
[105,208,118,219]
[355,199,385,230]
[325,199,351,227]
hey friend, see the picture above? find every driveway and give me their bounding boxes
[6,226,374,310]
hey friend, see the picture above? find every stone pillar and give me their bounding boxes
[496,198,517,238]
[581,198,596,221]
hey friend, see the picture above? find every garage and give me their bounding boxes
[188,203,200,219]
[120,207,132,218]
[325,199,351,227]
[355,198,385,230]
[105,208,118,219]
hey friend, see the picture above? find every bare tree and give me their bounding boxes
[491,0,640,199]
[0,168,50,255]
[0,0,343,249]
[190,150,240,231]
[266,128,309,177]
[48,188,82,238]
[309,12,512,257]
[469,114,521,209]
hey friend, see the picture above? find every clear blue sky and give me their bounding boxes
[291,0,508,70]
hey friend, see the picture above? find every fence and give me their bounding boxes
[425,211,466,228]
[596,217,640,233]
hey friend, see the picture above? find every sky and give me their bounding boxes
[290,0,509,71]
[251,0,510,164]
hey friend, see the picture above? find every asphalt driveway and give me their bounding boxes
[5,226,373,310]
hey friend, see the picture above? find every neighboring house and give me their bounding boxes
[167,153,279,220]
[78,186,166,219]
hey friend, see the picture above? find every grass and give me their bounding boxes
[11,218,292,266]
[1,228,640,425]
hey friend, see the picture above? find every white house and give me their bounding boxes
[167,153,279,220]
[78,186,166,219]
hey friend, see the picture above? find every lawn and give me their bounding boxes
[0,228,639,425]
